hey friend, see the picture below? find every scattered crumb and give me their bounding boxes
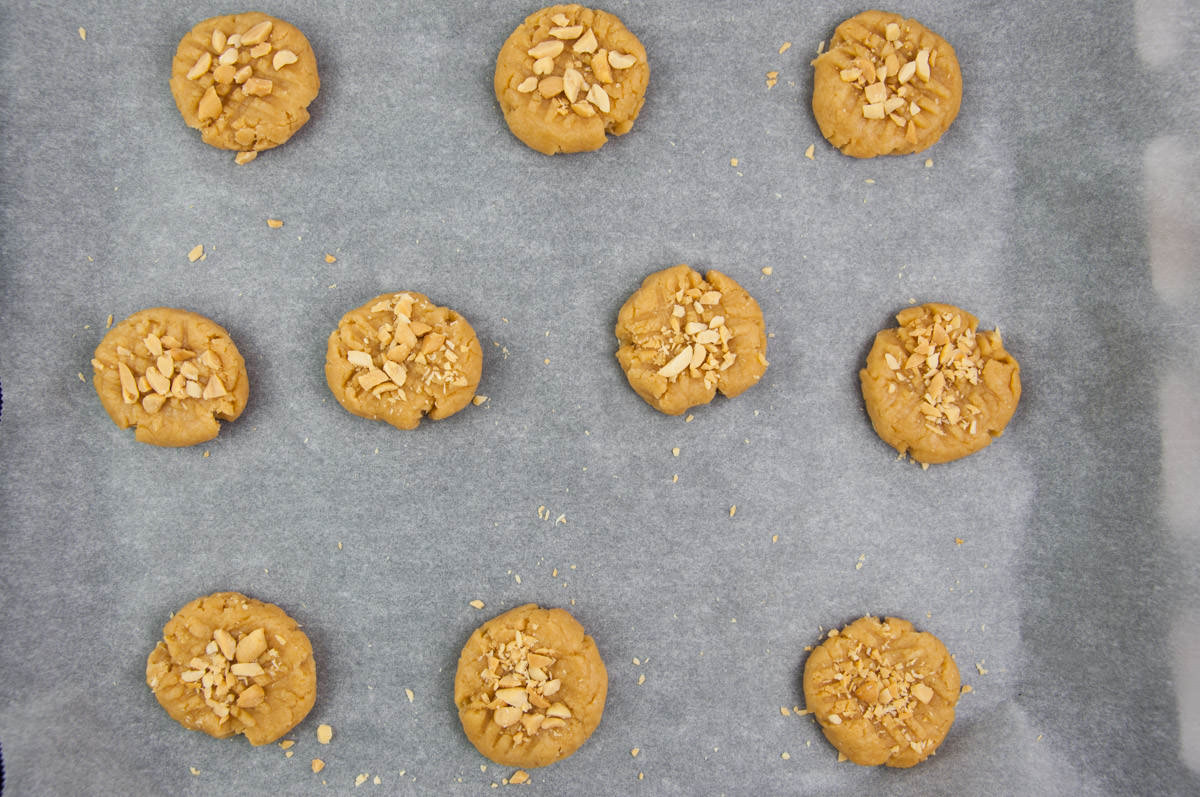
[729,505,737,517]
[337,541,343,550]
[761,266,773,276]
[469,599,485,610]
[472,395,489,406]
[631,748,640,757]
[672,474,678,483]
[355,774,368,786]
[855,554,865,570]
[781,752,791,760]
[961,684,973,695]
[514,574,522,584]
[778,41,791,54]
[765,71,778,88]
[555,514,567,525]
[189,767,200,776]
[509,770,530,785]
[1036,734,1043,742]
[684,413,694,422]
[77,372,85,382]
[730,157,739,167]
[837,752,847,763]
[187,244,204,262]
[780,706,790,717]
[975,661,988,675]
[317,724,333,744]
[279,740,295,750]
[235,151,257,165]
[804,144,815,160]
[79,27,87,41]
[817,40,825,54]
[202,450,210,458]
[285,750,294,759]
[638,773,644,781]
[955,538,964,545]
[864,178,875,185]
[637,674,646,685]
[406,688,415,703]
[374,776,381,785]
[325,254,337,263]
[106,313,113,329]
[671,447,680,457]
[771,534,779,543]
[267,218,284,228]
[925,158,934,168]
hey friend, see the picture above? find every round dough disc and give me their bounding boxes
[494,4,649,154]
[615,264,768,415]
[91,307,248,447]
[325,291,483,430]
[802,616,960,767]
[812,11,961,157]
[145,591,317,746]
[859,302,1020,464]
[169,13,319,157]
[454,604,608,768]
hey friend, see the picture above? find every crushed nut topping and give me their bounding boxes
[884,308,987,437]
[339,293,471,404]
[641,285,739,391]
[475,626,571,745]
[513,11,638,120]
[99,328,228,414]
[834,18,938,145]
[178,626,281,724]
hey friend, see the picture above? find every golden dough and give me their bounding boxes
[91,307,248,447]
[325,292,483,430]
[454,605,607,768]
[146,591,316,746]
[860,302,1020,464]
[615,265,768,415]
[812,11,961,157]
[495,4,649,154]
[169,13,319,161]
[803,616,960,767]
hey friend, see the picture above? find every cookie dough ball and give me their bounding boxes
[169,13,319,163]
[803,616,960,767]
[495,5,649,154]
[325,292,483,430]
[615,264,768,415]
[91,308,248,447]
[454,604,607,768]
[860,302,1020,464]
[146,591,317,746]
[812,11,961,157]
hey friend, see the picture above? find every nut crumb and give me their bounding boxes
[312,759,325,773]
[671,447,680,457]
[761,266,773,276]
[79,27,87,41]
[234,151,257,165]
[325,254,337,263]
[472,395,489,406]
[187,244,204,263]
[355,774,368,786]
[780,706,790,716]
[279,740,295,750]
[469,599,485,609]
[316,724,333,744]
[509,770,530,785]
[267,218,284,228]
[778,41,791,54]
[804,144,815,160]
[631,748,640,757]
[925,158,934,168]
[406,688,415,702]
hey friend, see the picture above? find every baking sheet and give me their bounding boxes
[2,0,1199,794]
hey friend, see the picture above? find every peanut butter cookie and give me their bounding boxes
[615,264,768,415]
[812,11,961,157]
[325,291,483,430]
[454,604,607,768]
[91,308,248,447]
[169,13,319,164]
[803,616,960,767]
[495,4,649,154]
[860,302,1020,464]
[146,591,316,746]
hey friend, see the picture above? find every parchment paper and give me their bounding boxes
[2,1,1198,795]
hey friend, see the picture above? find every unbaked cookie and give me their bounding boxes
[860,302,1020,464]
[91,307,248,447]
[169,13,319,164]
[812,11,961,157]
[454,604,607,768]
[146,591,316,746]
[325,292,483,430]
[802,616,960,767]
[495,5,649,154]
[615,264,768,415]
